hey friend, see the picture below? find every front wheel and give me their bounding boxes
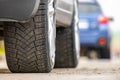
[4,0,56,73]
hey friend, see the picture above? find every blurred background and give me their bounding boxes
[0,40,5,60]
[78,0,120,60]
[98,0,120,60]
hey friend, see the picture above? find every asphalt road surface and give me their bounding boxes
[0,58,120,80]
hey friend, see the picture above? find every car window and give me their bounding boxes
[78,4,100,14]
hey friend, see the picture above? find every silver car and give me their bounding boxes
[0,0,56,73]
[0,0,80,73]
[55,0,80,68]
[56,0,74,26]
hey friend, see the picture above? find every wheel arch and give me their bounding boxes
[0,0,40,22]
[56,0,74,27]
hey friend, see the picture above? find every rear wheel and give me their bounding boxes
[55,10,80,68]
[86,50,100,59]
[4,0,56,73]
[86,47,111,59]
[99,48,110,59]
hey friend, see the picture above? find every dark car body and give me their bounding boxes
[0,0,40,22]
[0,0,75,25]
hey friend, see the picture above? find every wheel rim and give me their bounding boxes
[74,1,80,61]
[48,0,56,68]
[74,19,80,61]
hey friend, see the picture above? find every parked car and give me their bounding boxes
[0,0,80,73]
[0,0,56,73]
[78,0,111,59]
[55,0,80,68]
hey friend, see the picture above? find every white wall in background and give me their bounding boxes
[97,0,120,31]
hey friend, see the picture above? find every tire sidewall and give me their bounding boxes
[47,0,56,69]
[72,0,80,65]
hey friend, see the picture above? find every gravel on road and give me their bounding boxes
[0,59,120,80]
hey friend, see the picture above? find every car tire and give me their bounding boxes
[4,0,56,73]
[86,50,100,59]
[99,48,110,59]
[0,30,3,40]
[55,11,80,68]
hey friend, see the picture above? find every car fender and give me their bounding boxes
[0,0,40,22]
[56,0,74,27]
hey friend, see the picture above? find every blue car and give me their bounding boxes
[78,0,111,59]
